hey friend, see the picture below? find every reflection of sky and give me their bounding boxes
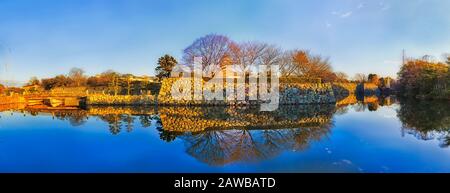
[1,0,450,81]
[1,104,450,172]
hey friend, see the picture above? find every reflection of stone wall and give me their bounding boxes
[0,96,26,112]
[158,105,335,132]
[335,95,396,110]
[87,106,157,115]
[0,95,26,105]
[158,78,336,105]
[335,94,358,106]
[0,103,26,112]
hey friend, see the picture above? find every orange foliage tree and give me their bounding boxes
[397,59,449,99]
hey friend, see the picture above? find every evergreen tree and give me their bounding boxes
[155,54,178,81]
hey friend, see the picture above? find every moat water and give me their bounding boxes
[0,98,449,172]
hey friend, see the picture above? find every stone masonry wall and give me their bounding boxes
[87,94,155,105]
[279,83,335,104]
[158,77,336,106]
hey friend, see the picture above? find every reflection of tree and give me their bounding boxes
[139,115,153,128]
[335,106,349,115]
[97,114,142,134]
[29,110,39,116]
[98,114,123,135]
[10,106,162,135]
[44,110,89,126]
[397,99,450,147]
[124,114,134,132]
[367,102,379,111]
[158,128,181,142]
[352,103,366,112]
[348,96,396,112]
[379,96,396,106]
[178,123,332,166]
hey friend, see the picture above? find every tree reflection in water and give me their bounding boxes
[179,125,332,166]
[397,99,450,147]
[93,107,158,135]
[156,105,335,165]
[2,95,449,165]
[98,114,124,135]
[25,109,89,127]
[351,96,396,112]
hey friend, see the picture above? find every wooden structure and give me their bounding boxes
[23,87,88,108]
[25,95,87,108]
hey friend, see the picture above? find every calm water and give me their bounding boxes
[0,98,449,173]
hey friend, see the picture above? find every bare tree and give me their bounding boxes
[279,50,295,77]
[230,42,261,73]
[335,72,349,82]
[68,67,87,87]
[27,76,40,86]
[183,34,234,78]
[259,44,282,66]
[353,73,367,83]
[443,53,450,65]
[229,42,281,74]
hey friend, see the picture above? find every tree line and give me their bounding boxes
[154,34,398,86]
[5,33,448,100]
[155,34,353,83]
[24,68,158,95]
[396,55,449,99]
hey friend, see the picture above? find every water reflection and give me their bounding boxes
[91,107,159,135]
[157,105,335,165]
[1,96,449,166]
[397,99,450,147]
[158,105,335,132]
[179,127,332,166]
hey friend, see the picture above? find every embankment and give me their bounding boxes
[87,94,156,105]
[157,78,336,106]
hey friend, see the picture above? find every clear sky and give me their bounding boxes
[0,0,449,82]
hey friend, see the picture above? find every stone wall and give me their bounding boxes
[50,87,87,96]
[356,83,381,96]
[332,83,357,95]
[87,94,155,105]
[158,77,336,106]
[332,82,382,97]
[279,83,335,104]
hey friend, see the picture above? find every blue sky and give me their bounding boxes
[0,0,449,82]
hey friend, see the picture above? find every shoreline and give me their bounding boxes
[0,81,397,109]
